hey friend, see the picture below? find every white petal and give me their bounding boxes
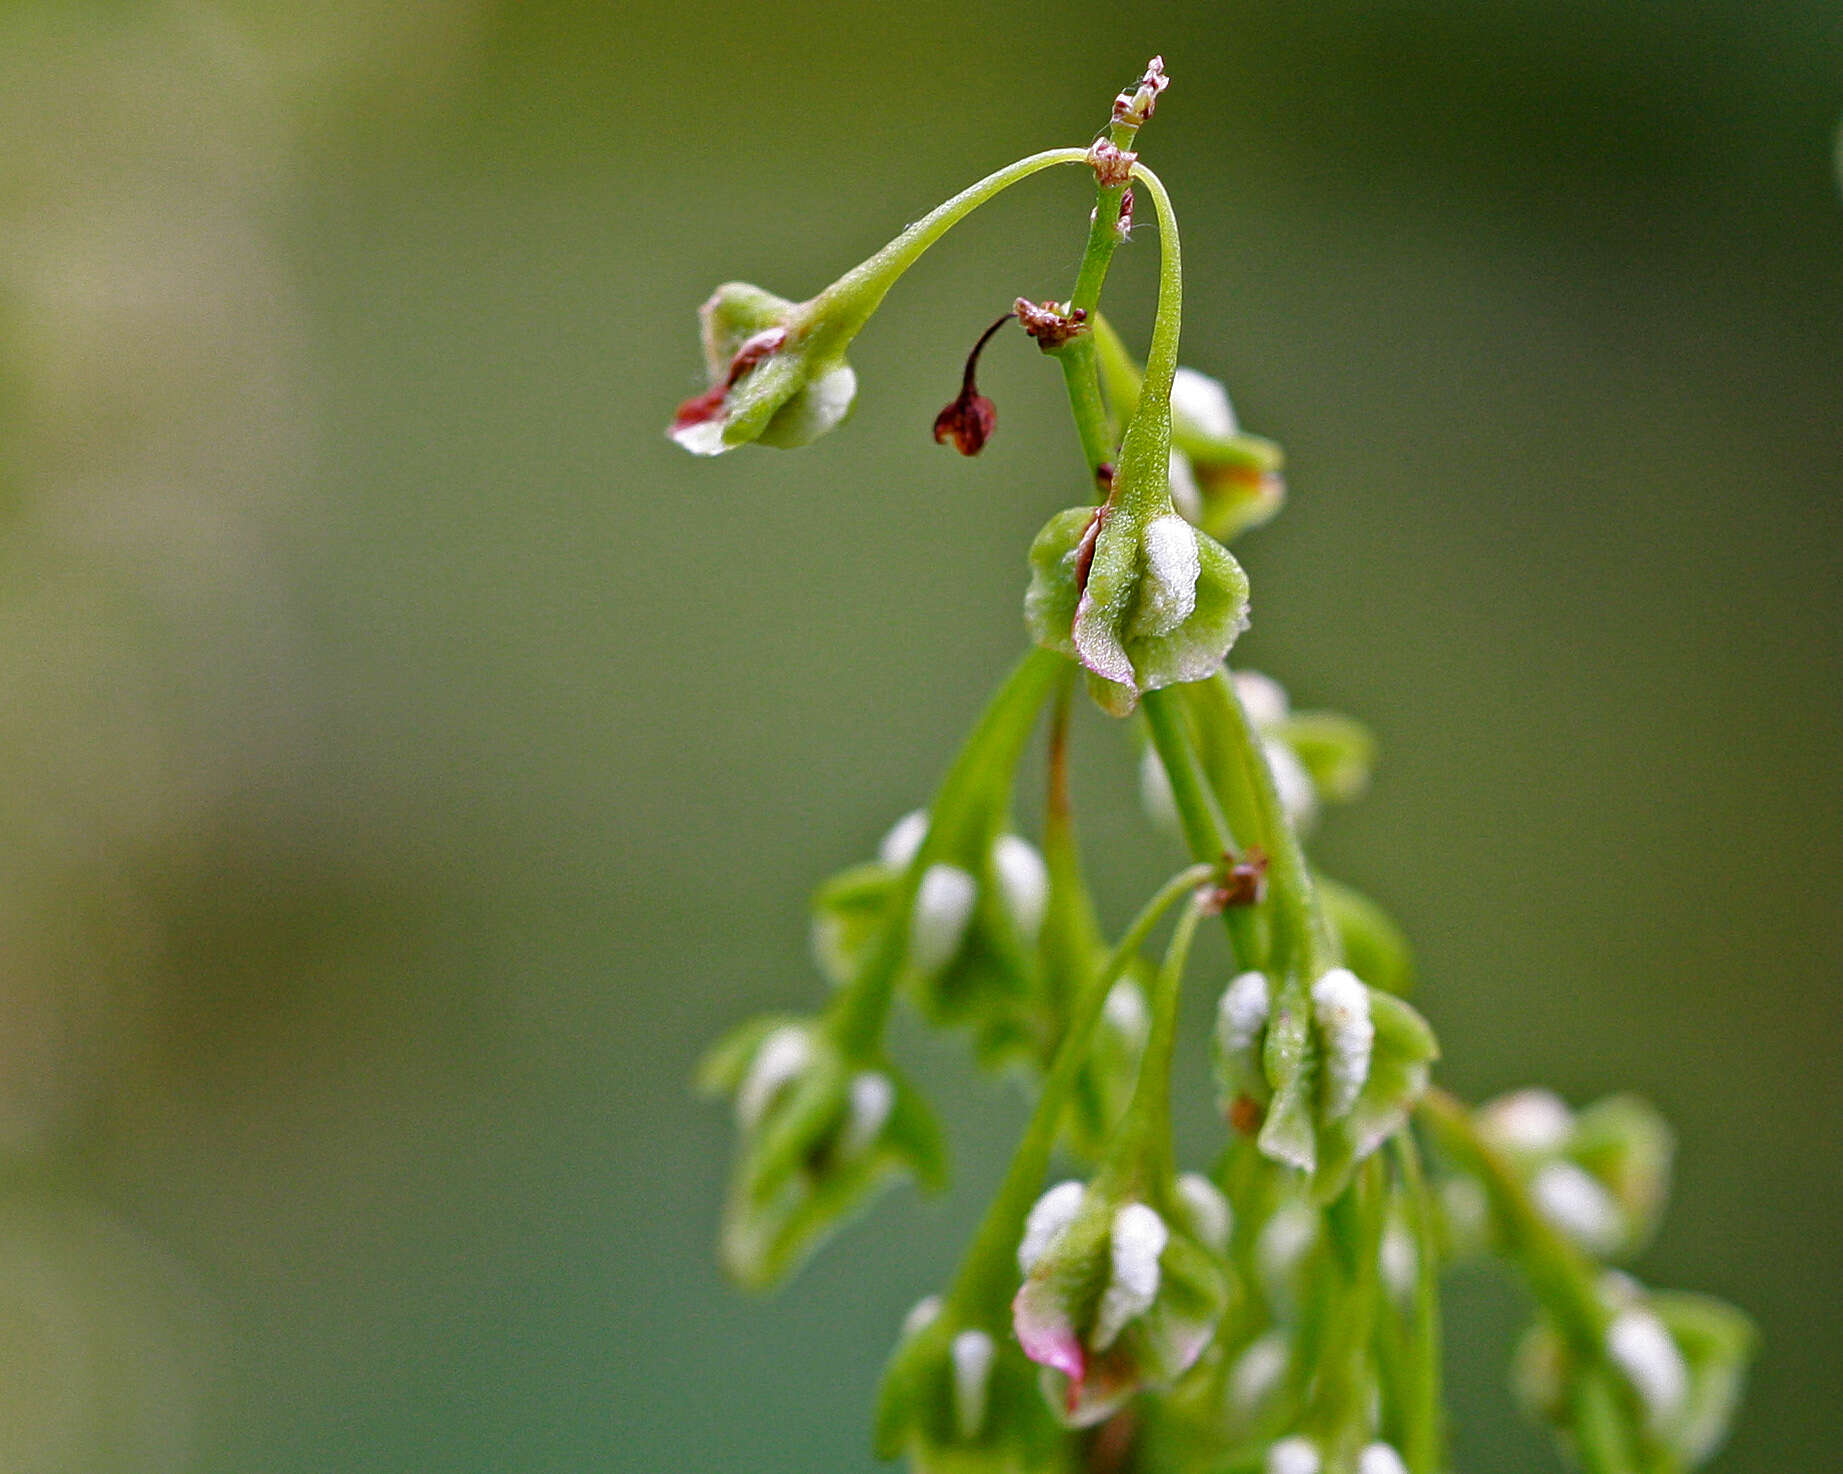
[950,1329,996,1440]
[992,834,1049,941]
[1103,979,1151,1045]
[1532,1161,1623,1256]
[1176,1172,1233,1255]
[1232,669,1290,728]
[761,362,856,445]
[1171,365,1239,439]
[1093,1202,1167,1350]
[1226,1331,1289,1413]
[1440,1175,1491,1248]
[840,1071,895,1155]
[1218,972,1271,1058]
[735,1026,812,1129]
[1266,1435,1322,1474]
[1380,1223,1418,1303]
[1357,1443,1409,1474]
[878,808,930,869]
[1265,738,1318,830]
[1168,448,1203,521]
[1072,587,1136,687]
[1311,968,1374,1119]
[1139,744,1180,832]
[669,414,730,456]
[1132,514,1201,638]
[1018,1180,1087,1273]
[909,864,976,974]
[1256,1202,1319,1290]
[901,1294,942,1339]
[1607,1309,1689,1429]
[1479,1088,1575,1154]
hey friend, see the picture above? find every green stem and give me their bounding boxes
[1056,120,1142,481]
[1196,668,1334,977]
[945,863,1217,1323]
[1091,161,1185,528]
[1102,895,1206,1196]
[827,647,1065,1057]
[1392,1130,1446,1474]
[1089,311,1143,440]
[1141,686,1261,966]
[1313,1158,1387,1457]
[805,147,1089,355]
[1124,163,1183,401]
[1039,672,1101,1032]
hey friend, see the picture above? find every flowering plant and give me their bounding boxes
[677,58,1751,1474]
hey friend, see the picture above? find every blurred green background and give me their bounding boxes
[0,1,1837,1470]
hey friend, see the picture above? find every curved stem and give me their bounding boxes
[1125,163,1183,402]
[805,148,1089,354]
[1102,894,1206,1195]
[945,863,1218,1324]
[1056,119,1142,481]
[826,647,1065,1057]
[1085,161,1186,530]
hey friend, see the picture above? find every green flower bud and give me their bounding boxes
[672,146,1095,457]
[1264,1434,1323,1474]
[669,283,858,455]
[1167,368,1287,543]
[1229,670,1378,830]
[1226,969,1437,1198]
[697,1016,945,1289]
[1224,1329,1292,1424]
[808,809,1053,1069]
[875,1297,1076,1474]
[1472,1089,1674,1261]
[1568,1094,1674,1257]
[1647,1289,1757,1465]
[1026,503,1250,717]
[1513,1279,1754,1470]
[1012,1181,1231,1427]
[1252,1200,1321,1311]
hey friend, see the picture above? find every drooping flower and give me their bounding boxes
[1213,967,1438,1198]
[1011,1179,1230,1426]
[875,1295,1077,1474]
[1513,1275,1754,1470]
[670,145,1094,456]
[1470,1088,1675,1261]
[1026,501,1250,717]
[697,1015,944,1288]
[669,282,859,455]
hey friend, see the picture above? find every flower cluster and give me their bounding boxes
[675,55,1752,1474]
